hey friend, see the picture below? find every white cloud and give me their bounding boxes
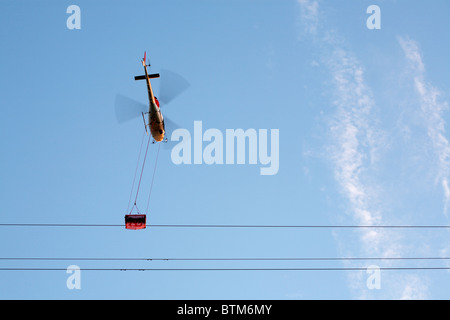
[398,38,425,73]
[297,0,320,36]
[297,3,436,299]
[399,275,430,300]
[326,47,392,259]
[398,36,450,214]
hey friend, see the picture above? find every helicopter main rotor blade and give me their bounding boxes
[162,115,182,149]
[163,115,182,136]
[159,69,190,105]
[114,94,147,123]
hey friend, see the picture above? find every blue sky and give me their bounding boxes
[1,0,450,299]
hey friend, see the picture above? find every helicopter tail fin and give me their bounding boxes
[141,51,147,67]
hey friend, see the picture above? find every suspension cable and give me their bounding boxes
[127,131,146,213]
[131,135,152,213]
[146,142,161,214]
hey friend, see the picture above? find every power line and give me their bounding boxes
[1,223,450,228]
[0,223,122,227]
[0,267,449,271]
[1,257,450,261]
[149,224,450,229]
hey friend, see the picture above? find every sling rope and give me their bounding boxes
[128,133,162,215]
[146,142,161,214]
[126,131,146,213]
[131,134,152,213]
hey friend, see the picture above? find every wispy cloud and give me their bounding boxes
[326,41,438,299]
[398,36,450,214]
[297,1,432,299]
[298,0,386,251]
[297,0,320,37]
[326,47,382,226]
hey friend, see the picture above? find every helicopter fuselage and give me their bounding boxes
[148,99,165,142]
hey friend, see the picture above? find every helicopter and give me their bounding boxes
[115,52,189,143]
[115,52,189,230]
